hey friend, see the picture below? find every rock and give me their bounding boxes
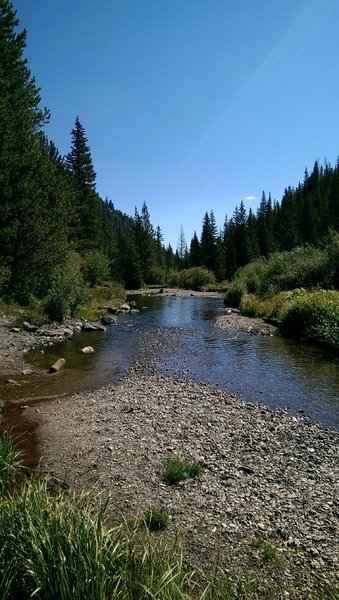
[80,346,95,354]
[5,378,20,386]
[120,303,131,312]
[130,309,140,314]
[23,321,38,332]
[10,327,20,333]
[21,368,32,375]
[48,358,66,373]
[81,321,106,332]
[63,328,74,338]
[100,315,117,325]
[97,305,118,315]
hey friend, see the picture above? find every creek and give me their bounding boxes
[2,295,339,455]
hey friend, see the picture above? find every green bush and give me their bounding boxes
[169,268,216,290]
[82,250,111,287]
[225,238,338,308]
[44,252,86,321]
[280,289,339,349]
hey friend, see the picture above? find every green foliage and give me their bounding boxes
[146,266,166,286]
[0,431,23,493]
[144,507,169,531]
[75,282,125,321]
[169,267,216,290]
[0,478,192,599]
[82,250,110,287]
[225,235,339,309]
[44,252,86,321]
[280,289,339,349]
[163,455,202,485]
[252,537,284,569]
[224,280,247,308]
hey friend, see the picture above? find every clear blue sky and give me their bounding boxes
[14,0,339,249]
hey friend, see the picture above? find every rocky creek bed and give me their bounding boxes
[0,297,338,596]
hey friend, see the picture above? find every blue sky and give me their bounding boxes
[14,0,339,249]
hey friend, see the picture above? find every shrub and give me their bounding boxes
[224,280,247,308]
[44,252,86,321]
[145,266,166,286]
[82,250,110,287]
[75,282,125,321]
[225,239,337,308]
[169,268,216,290]
[280,289,339,349]
[163,455,202,485]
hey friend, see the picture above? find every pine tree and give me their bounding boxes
[65,116,100,249]
[133,203,157,283]
[177,226,188,269]
[233,200,248,267]
[189,231,201,267]
[0,1,71,300]
[200,211,216,272]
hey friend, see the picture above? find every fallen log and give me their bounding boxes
[48,358,66,374]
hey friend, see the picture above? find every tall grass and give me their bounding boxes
[0,478,192,599]
[75,282,125,321]
[0,437,337,599]
[0,431,23,493]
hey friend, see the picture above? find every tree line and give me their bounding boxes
[1,0,338,310]
[180,160,339,281]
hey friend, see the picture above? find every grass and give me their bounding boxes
[0,477,192,600]
[144,507,169,531]
[0,434,338,599]
[0,431,23,493]
[163,454,203,485]
[75,282,125,321]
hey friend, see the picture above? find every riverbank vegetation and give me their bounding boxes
[0,433,337,599]
[224,232,339,349]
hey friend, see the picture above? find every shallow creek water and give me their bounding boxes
[2,295,339,461]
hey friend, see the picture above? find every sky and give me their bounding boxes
[14,0,339,249]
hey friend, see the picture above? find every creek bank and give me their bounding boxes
[1,296,338,596]
[27,363,338,597]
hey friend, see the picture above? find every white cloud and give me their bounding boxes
[245,195,257,201]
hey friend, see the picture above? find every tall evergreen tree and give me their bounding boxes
[177,226,188,269]
[0,1,70,300]
[133,203,157,283]
[65,116,100,249]
[189,231,201,267]
[200,211,216,271]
